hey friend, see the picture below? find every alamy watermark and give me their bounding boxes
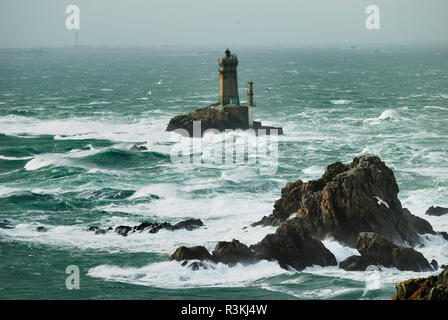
[65,265,80,290]
[365,5,380,30]
[65,5,80,30]
[169,121,279,176]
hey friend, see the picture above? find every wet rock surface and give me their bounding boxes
[425,206,448,216]
[254,156,436,247]
[250,221,337,270]
[171,222,337,271]
[339,232,433,272]
[393,268,448,300]
[171,246,212,261]
[211,239,258,266]
[86,218,204,237]
[166,105,283,136]
[166,106,249,136]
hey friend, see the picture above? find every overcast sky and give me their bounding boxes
[1,0,447,48]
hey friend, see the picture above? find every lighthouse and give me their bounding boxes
[167,49,283,135]
[218,48,240,106]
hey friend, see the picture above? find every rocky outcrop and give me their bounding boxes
[211,239,258,265]
[166,105,283,136]
[254,156,436,247]
[393,268,448,300]
[339,232,433,272]
[170,221,337,271]
[86,219,204,237]
[250,220,337,270]
[171,246,212,261]
[167,106,248,136]
[425,206,448,216]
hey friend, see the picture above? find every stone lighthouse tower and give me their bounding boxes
[218,48,240,106]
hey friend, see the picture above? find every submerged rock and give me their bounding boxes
[425,206,448,216]
[36,226,47,233]
[130,144,148,151]
[186,261,214,271]
[393,268,448,300]
[254,156,436,247]
[339,232,433,272]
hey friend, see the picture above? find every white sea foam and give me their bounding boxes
[302,165,323,179]
[0,155,33,161]
[363,109,401,125]
[424,105,447,111]
[24,147,100,171]
[330,100,352,105]
[88,101,109,105]
[0,215,275,256]
[263,284,359,299]
[0,115,171,143]
[321,238,358,263]
[88,259,286,289]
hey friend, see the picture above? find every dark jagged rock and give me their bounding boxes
[95,219,204,236]
[393,268,448,300]
[438,231,448,241]
[115,225,133,237]
[36,226,47,232]
[430,259,438,271]
[339,255,381,271]
[250,220,337,270]
[148,222,174,233]
[134,222,153,231]
[171,246,212,261]
[170,220,336,271]
[87,226,108,234]
[254,156,436,247]
[211,239,258,265]
[339,232,432,272]
[173,219,204,231]
[425,206,448,216]
[130,144,148,151]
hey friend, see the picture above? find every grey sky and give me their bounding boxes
[1,0,447,48]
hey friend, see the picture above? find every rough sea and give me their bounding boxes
[1,46,447,299]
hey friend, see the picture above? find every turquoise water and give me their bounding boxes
[1,46,447,299]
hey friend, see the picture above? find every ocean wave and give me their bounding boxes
[23,145,169,171]
[0,115,171,142]
[363,109,401,125]
[87,259,286,289]
[263,284,360,299]
[0,155,34,161]
[330,100,353,105]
